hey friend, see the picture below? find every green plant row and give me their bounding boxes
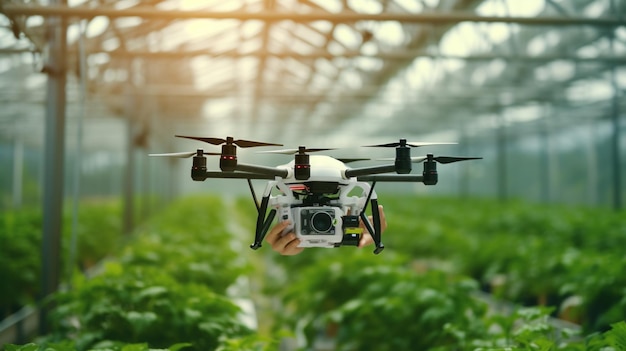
[8,194,624,351]
[231,194,626,350]
[116,196,251,295]
[0,200,123,319]
[272,249,626,351]
[4,196,277,351]
[379,196,626,333]
[47,263,250,351]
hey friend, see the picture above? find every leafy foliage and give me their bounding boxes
[5,194,626,351]
[67,200,123,269]
[271,249,483,350]
[0,208,42,315]
[2,341,192,351]
[33,196,265,351]
[381,195,626,332]
[48,263,251,351]
[119,196,250,294]
[0,200,123,318]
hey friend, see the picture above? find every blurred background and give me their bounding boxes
[1,0,624,208]
[0,0,625,349]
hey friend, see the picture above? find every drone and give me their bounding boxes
[150,136,481,254]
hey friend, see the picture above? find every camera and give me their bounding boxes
[280,206,363,248]
[296,207,339,235]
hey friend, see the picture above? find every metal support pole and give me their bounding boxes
[496,112,508,202]
[39,0,66,335]
[123,91,135,235]
[539,106,551,203]
[609,43,622,210]
[3,4,626,27]
[12,136,23,208]
[586,118,600,206]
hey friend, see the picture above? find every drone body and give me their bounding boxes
[151,136,481,254]
[275,155,352,183]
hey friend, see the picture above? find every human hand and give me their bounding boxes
[357,205,387,248]
[265,220,304,256]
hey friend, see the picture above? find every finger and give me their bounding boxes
[358,214,369,233]
[265,221,290,245]
[282,238,304,256]
[358,233,374,248]
[378,205,387,232]
[272,232,297,252]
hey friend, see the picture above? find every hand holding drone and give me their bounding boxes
[150,136,481,254]
[265,204,387,255]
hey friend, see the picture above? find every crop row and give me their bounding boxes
[380,196,626,333]
[4,195,626,350]
[1,200,123,319]
[3,196,275,351]
[233,195,626,350]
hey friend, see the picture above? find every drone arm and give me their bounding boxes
[357,175,425,182]
[236,163,289,178]
[357,158,437,184]
[199,172,276,180]
[344,164,396,178]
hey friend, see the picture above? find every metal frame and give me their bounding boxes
[3,4,625,26]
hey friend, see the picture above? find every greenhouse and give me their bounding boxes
[1,0,625,350]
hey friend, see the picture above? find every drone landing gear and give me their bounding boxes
[360,198,385,254]
[250,195,275,250]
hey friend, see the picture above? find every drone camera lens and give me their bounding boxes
[311,211,333,233]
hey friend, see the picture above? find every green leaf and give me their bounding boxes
[4,344,39,351]
[183,308,202,320]
[120,344,149,351]
[533,338,556,351]
[44,341,77,351]
[167,343,193,351]
[606,321,626,350]
[125,310,158,324]
[137,286,168,300]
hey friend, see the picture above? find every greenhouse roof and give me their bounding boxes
[0,0,625,151]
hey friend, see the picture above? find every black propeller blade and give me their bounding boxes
[175,135,283,148]
[260,147,335,155]
[149,150,221,158]
[413,156,482,164]
[337,158,370,164]
[365,139,456,148]
[377,156,482,164]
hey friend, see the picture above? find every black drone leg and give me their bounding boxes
[360,199,384,254]
[247,179,259,211]
[251,196,273,250]
[370,198,384,254]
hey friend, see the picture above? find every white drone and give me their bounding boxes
[150,136,481,254]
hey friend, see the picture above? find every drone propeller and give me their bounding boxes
[365,139,457,148]
[337,158,370,164]
[415,156,482,164]
[175,135,283,148]
[260,146,335,155]
[149,150,222,158]
[378,155,482,164]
